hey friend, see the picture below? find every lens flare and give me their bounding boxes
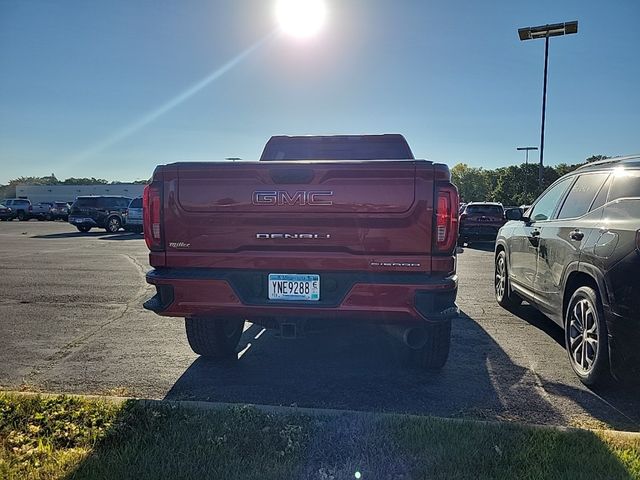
[276,0,327,38]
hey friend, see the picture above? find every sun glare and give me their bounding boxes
[276,0,327,38]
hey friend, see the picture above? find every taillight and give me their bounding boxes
[434,185,459,254]
[143,184,163,251]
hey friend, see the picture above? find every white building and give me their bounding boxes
[14,184,146,204]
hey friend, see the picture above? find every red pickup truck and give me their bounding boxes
[143,134,459,369]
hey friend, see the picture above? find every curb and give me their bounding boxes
[3,389,640,440]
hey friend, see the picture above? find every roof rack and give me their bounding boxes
[576,154,640,170]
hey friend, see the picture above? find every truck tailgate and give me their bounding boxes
[161,160,436,273]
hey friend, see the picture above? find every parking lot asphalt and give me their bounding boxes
[1,221,638,431]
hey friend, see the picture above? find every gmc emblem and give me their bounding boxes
[252,190,334,206]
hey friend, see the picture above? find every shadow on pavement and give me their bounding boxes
[507,305,640,427]
[506,303,565,347]
[31,231,142,240]
[164,313,639,430]
[459,241,496,252]
[98,233,144,241]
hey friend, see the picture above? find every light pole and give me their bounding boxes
[516,146,538,167]
[517,146,538,199]
[518,21,578,187]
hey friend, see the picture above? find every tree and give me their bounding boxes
[63,177,108,185]
[450,163,491,203]
[554,162,583,177]
[9,175,59,186]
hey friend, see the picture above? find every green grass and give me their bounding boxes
[1,393,638,480]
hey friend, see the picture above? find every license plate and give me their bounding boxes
[268,274,320,301]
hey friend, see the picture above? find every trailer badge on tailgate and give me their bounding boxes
[169,242,191,249]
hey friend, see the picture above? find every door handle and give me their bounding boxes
[530,229,540,237]
[569,230,584,241]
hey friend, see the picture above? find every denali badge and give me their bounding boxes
[256,233,331,239]
[252,190,334,206]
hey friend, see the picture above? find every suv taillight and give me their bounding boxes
[143,184,163,251]
[434,185,459,254]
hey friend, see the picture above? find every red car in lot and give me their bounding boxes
[143,134,460,369]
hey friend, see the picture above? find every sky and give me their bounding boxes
[0,0,639,184]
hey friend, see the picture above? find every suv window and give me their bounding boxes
[465,205,503,216]
[529,177,572,222]
[609,170,640,201]
[590,175,612,211]
[129,198,142,208]
[95,197,130,209]
[556,173,608,219]
[74,197,99,208]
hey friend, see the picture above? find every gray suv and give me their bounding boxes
[2,198,32,221]
[495,155,640,386]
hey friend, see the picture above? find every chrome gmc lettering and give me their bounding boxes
[252,190,334,206]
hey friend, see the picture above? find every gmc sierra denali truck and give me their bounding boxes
[143,134,459,369]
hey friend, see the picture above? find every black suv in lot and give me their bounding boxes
[69,196,131,233]
[495,156,640,386]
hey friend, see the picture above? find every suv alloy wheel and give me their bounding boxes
[105,216,122,233]
[495,250,521,309]
[565,286,611,386]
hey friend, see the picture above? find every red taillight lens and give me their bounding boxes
[143,184,162,251]
[434,185,459,254]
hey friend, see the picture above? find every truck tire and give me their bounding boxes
[410,320,451,370]
[185,317,244,359]
[77,226,91,233]
[17,211,26,221]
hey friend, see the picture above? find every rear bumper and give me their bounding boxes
[459,225,501,240]
[68,216,98,227]
[144,268,458,325]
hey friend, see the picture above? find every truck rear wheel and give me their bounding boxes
[185,317,244,359]
[410,320,451,370]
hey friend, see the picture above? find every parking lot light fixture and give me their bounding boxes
[518,21,578,187]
